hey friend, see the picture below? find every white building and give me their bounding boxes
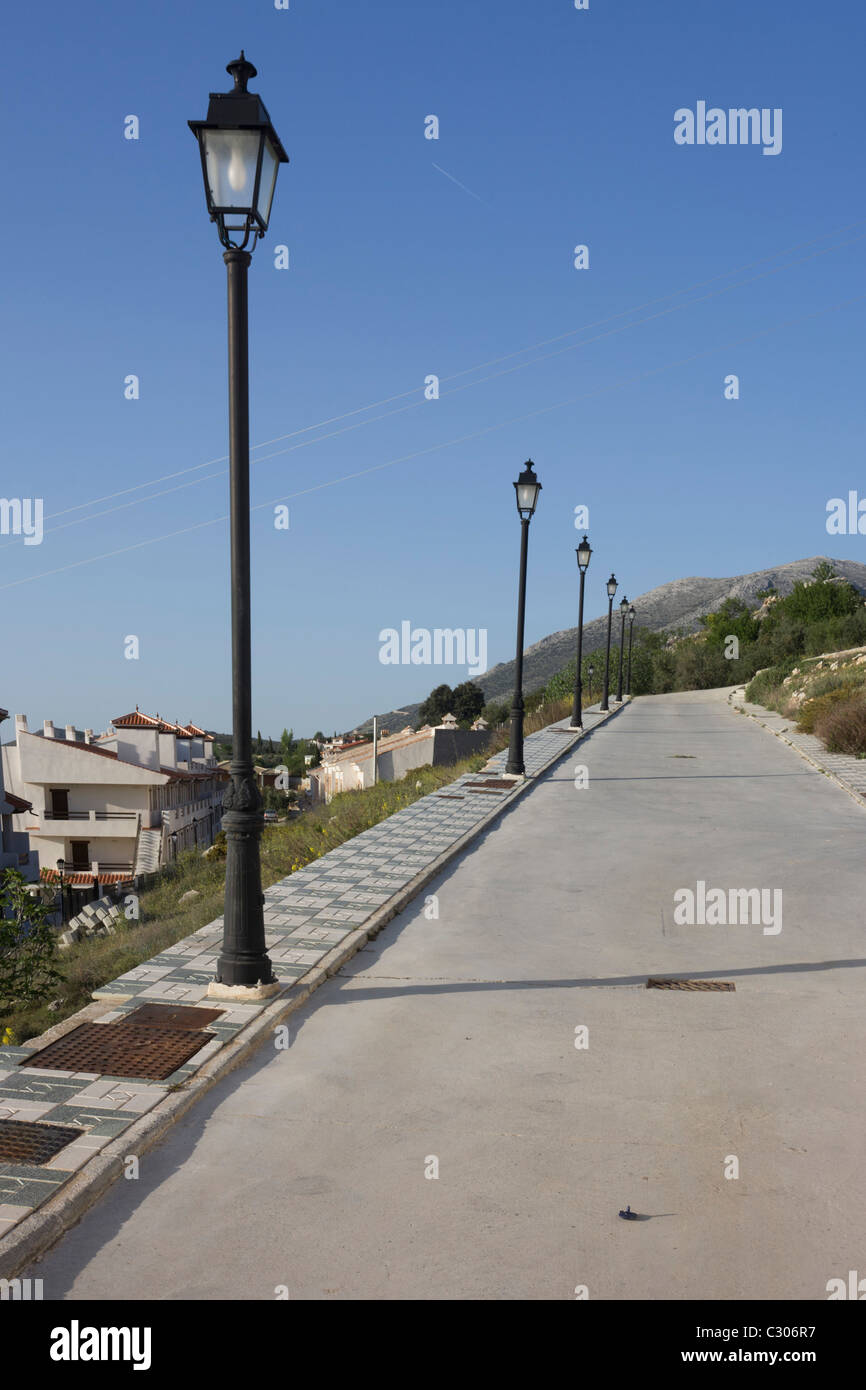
[1,709,227,909]
[0,706,37,881]
[309,719,491,804]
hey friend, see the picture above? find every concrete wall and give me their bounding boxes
[431,728,491,767]
[112,729,160,770]
[310,726,491,803]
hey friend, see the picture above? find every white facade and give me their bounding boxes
[309,722,491,804]
[1,711,226,893]
[0,707,38,880]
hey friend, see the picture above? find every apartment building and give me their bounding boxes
[0,707,37,881]
[1,710,227,909]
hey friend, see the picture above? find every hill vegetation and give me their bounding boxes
[539,562,866,758]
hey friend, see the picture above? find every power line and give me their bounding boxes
[7,224,864,549]
[26,217,865,526]
[4,288,862,592]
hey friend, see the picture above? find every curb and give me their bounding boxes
[0,701,627,1277]
[728,688,866,816]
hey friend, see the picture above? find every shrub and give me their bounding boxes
[796,685,859,733]
[814,694,866,755]
[745,662,795,708]
[0,869,62,1013]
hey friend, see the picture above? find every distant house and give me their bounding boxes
[308,717,490,804]
[1,708,227,913]
[0,707,37,881]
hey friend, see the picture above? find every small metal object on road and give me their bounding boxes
[647,977,735,991]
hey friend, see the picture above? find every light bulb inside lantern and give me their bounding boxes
[227,145,247,193]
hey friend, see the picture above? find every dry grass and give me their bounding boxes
[813,695,866,755]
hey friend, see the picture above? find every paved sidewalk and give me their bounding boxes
[0,704,619,1262]
[731,686,866,806]
[17,688,866,1300]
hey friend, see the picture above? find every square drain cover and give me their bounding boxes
[0,1118,82,1164]
[21,1022,212,1080]
[647,978,735,991]
[119,1004,224,1031]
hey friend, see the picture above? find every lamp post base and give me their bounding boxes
[207,979,283,1002]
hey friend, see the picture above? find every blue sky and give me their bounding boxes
[2,0,864,736]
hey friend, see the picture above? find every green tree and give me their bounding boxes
[482,699,510,727]
[673,639,731,691]
[699,598,760,651]
[417,684,454,727]
[765,577,859,628]
[451,680,485,726]
[811,560,837,583]
[0,870,63,1012]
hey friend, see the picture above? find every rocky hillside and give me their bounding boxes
[359,557,866,730]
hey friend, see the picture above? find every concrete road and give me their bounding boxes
[27,691,866,1300]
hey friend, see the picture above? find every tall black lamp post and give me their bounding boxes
[570,534,592,728]
[587,662,595,704]
[190,53,288,992]
[600,574,618,712]
[626,604,636,696]
[615,597,629,702]
[506,461,542,776]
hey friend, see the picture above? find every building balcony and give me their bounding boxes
[34,810,141,838]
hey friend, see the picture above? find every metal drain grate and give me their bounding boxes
[0,1118,83,1164]
[118,1004,224,1031]
[464,779,515,790]
[436,794,465,800]
[647,978,735,991]
[21,1022,212,1080]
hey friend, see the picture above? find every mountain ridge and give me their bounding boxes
[357,556,866,732]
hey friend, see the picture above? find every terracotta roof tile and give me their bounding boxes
[111,712,212,737]
[41,868,133,885]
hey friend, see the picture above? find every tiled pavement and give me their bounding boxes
[733,692,866,801]
[0,707,617,1243]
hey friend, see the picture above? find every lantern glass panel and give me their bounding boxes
[203,129,262,210]
[256,136,280,226]
[516,481,540,514]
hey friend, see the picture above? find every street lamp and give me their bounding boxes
[600,574,618,711]
[616,597,629,701]
[570,534,592,729]
[190,54,288,994]
[588,662,595,704]
[506,460,542,776]
[626,604,636,696]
